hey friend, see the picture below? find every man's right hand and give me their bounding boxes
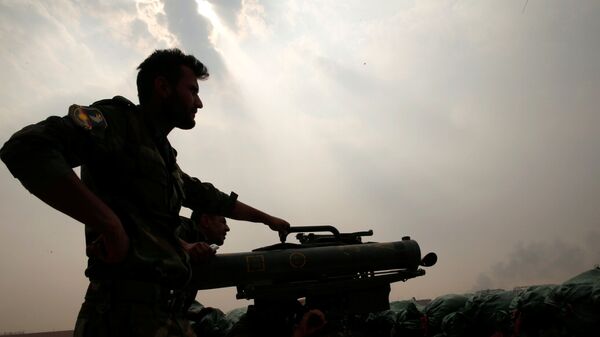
[29,171,130,264]
[86,221,130,264]
[293,309,327,337]
[179,239,216,263]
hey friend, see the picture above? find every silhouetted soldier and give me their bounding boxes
[0,48,290,337]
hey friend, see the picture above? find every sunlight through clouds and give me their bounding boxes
[194,0,268,99]
[135,0,179,47]
[195,0,226,46]
[195,0,221,28]
[237,0,271,40]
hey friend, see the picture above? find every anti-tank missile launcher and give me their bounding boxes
[192,225,437,314]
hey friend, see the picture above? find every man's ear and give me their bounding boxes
[154,76,172,99]
[198,214,210,230]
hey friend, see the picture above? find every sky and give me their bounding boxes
[0,0,599,333]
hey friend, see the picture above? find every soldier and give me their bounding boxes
[177,212,233,337]
[0,48,290,337]
[177,213,328,337]
[178,211,230,264]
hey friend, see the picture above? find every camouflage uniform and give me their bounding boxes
[0,96,238,337]
[175,216,207,312]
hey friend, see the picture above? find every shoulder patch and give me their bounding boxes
[68,104,107,131]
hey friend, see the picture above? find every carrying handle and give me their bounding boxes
[279,225,340,243]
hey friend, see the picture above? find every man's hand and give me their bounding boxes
[265,215,291,240]
[28,171,130,264]
[292,309,327,337]
[229,200,291,240]
[179,239,216,263]
[86,221,130,264]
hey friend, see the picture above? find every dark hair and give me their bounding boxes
[191,210,202,222]
[136,48,209,104]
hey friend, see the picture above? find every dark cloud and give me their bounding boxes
[474,273,494,291]
[163,0,226,79]
[473,234,599,291]
[207,0,285,36]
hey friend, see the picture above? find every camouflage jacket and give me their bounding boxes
[0,96,237,288]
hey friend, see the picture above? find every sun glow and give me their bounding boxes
[195,0,223,32]
[193,0,260,89]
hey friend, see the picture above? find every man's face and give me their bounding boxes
[165,65,203,130]
[201,215,230,246]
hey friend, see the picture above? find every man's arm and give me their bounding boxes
[228,200,290,234]
[180,172,290,234]
[33,171,129,263]
[175,216,215,263]
[0,114,129,263]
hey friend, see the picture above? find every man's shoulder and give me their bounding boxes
[67,96,146,141]
[90,96,138,117]
[87,96,142,132]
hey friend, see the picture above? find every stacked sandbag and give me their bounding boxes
[187,301,233,337]
[434,310,469,337]
[192,268,600,337]
[467,289,521,336]
[225,307,248,326]
[435,289,520,337]
[422,294,470,336]
[508,285,559,337]
[545,267,600,336]
[389,299,427,337]
[363,309,398,337]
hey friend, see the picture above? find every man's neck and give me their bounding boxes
[140,104,173,137]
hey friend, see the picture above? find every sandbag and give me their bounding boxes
[363,310,398,337]
[509,284,559,337]
[436,311,470,337]
[435,289,518,337]
[545,267,600,336]
[188,301,232,337]
[423,294,469,336]
[389,300,426,337]
[226,307,248,326]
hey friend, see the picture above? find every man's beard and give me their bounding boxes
[176,115,196,130]
[164,95,196,130]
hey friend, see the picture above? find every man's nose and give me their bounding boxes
[195,96,203,109]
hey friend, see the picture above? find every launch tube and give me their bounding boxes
[191,239,422,290]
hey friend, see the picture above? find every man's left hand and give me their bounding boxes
[265,215,290,238]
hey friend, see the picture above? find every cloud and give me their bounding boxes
[135,0,180,48]
[0,2,101,120]
[473,232,600,291]
[236,0,271,40]
[163,0,226,78]
[207,0,243,32]
[0,0,194,134]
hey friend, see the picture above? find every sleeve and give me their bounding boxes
[0,114,93,191]
[180,171,238,217]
